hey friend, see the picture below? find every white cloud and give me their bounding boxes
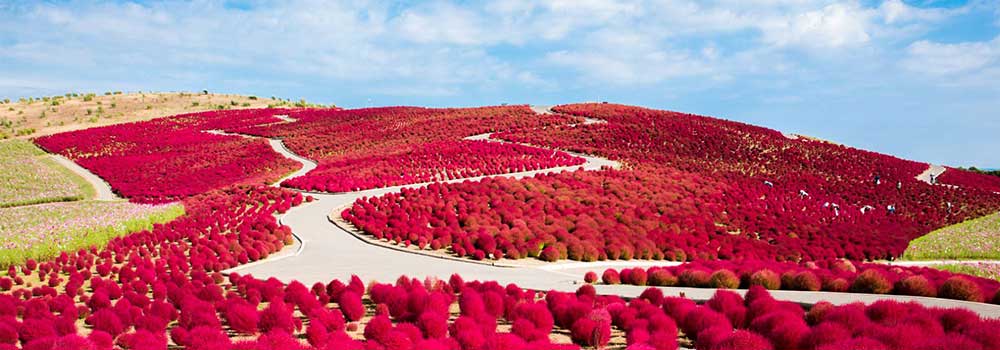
[903,36,1000,76]
[394,3,494,45]
[879,0,956,24]
[758,3,873,49]
[0,0,984,96]
[545,29,712,85]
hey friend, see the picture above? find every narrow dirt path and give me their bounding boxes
[50,155,118,200]
[224,108,1000,318]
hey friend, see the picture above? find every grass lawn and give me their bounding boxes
[0,139,94,207]
[0,201,183,267]
[903,211,1000,260]
[934,262,1000,281]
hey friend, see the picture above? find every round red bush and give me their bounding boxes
[648,269,677,287]
[851,269,892,294]
[938,276,984,302]
[792,271,821,291]
[708,269,739,289]
[678,269,711,288]
[259,302,296,334]
[224,300,259,335]
[628,268,649,286]
[749,269,781,290]
[570,318,611,347]
[895,275,937,297]
[822,277,850,292]
[584,271,598,284]
[710,330,774,350]
[602,269,621,285]
[540,246,560,262]
[803,322,851,349]
[339,291,365,322]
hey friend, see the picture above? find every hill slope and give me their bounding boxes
[0,91,309,139]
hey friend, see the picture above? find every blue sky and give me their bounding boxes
[1,1,998,167]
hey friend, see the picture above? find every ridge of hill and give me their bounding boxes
[0,91,328,139]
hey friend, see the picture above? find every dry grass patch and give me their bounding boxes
[0,91,318,139]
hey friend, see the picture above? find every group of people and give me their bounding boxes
[762,176,905,218]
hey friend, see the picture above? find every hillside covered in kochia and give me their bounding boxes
[7,103,1000,350]
[346,103,1000,262]
[35,103,1000,261]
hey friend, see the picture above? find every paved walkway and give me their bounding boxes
[266,139,317,187]
[50,155,118,200]
[529,105,604,125]
[226,108,1000,318]
[916,164,947,184]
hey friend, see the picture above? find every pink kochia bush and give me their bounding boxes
[599,259,1000,304]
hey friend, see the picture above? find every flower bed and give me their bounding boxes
[904,211,1000,260]
[935,262,1000,282]
[34,109,301,203]
[0,201,182,267]
[593,259,1000,304]
[0,140,92,207]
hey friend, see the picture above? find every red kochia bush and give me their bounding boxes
[601,259,1000,304]
[339,291,365,322]
[938,276,985,302]
[710,330,774,350]
[223,300,259,335]
[896,275,937,297]
[678,269,711,288]
[570,316,611,347]
[791,271,822,291]
[259,301,297,334]
[708,269,739,289]
[851,269,893,294]
[648,269,677,287]
[417,312,448,339]
[602,269,621,285]
[706,290,747,328]
[749,269,781,290]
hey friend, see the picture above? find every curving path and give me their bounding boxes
[226,107,1000,318]
[50,154,118,201]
